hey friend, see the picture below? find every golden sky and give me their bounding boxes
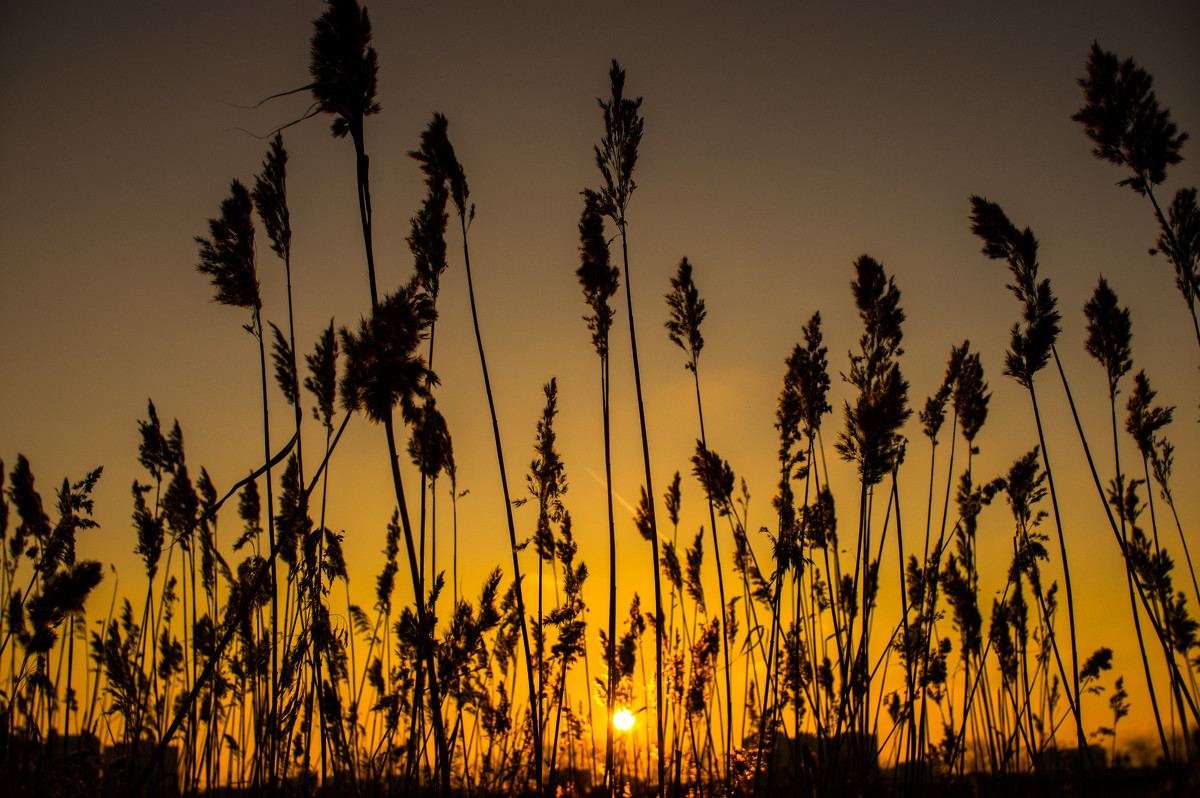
[2,0,1199,752]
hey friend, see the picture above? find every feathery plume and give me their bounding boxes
[309,0,380,140]
[195,180,260,314]
[576,189,619,357]
[304,320,339,431]
[1083,278,1133,398]
[252,134,291,263]
[835,255,910,485]
[594,60,644,225]
[665,257,705,369]
[339,278,437,425]
[1072,42,1187,195]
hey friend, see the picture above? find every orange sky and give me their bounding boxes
[2,0,1199,756]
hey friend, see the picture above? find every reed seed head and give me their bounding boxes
[1073,42,1187,195]
[594,59,643,226]
[1154,187,1200,305]
[665,257,706,367]
[309,0,380,140]
[196,180,260,314]
[252,134,290,263]
[1084,278,1133,398]
[339,277,438,425]
[305,320,340,431]
[577,189,619,358]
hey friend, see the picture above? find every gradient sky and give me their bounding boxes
[3,0,1199,751]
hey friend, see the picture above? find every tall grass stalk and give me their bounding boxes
[1126,373,1196,609]
[310,2,452,787]
[576,187,622,794]
[254,131,308,785]
[409,112,543,792]
[1073,43,1199,349]
[968,196,1090,769]
[664,257,734,784]
[304,320,341,783]
[834,254,910,770]
[1082,278,1178,756]
[594,59,665,798]
[194,177,285,784]
[399,160,451,786]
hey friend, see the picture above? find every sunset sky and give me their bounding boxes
[3,0,1199,751]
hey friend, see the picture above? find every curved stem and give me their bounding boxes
[618,221,665,798]
[458,213,542,794]
[254,312,280,785]
[351,126,450,792]
[1050,347,1200,727]
[691,364,732,782]
[1024,381,1086,768]
[602,355,618,795]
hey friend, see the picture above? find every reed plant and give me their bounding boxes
[409,111,543,793]
[8,18,1200,798]
[832,254,910,773]
[1073,43,1198,350]
[576,186,621,798]
[593,59,667,798]
[311,1,453,787]
[664,257,735,786]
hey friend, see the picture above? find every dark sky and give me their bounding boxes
[2,0,1198,745]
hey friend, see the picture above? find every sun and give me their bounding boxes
[613,708,636,732]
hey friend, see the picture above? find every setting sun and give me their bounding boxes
[613,709,636,732]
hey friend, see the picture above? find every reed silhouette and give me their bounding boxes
[312,1,455,789]
[593,59,667,798]
[1074,42,1198,349]
[664,258,735,788]
[7,22,1200,798]
[576,186,621,796]
[410,111,546,793]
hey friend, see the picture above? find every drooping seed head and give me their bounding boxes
[665,257,706,368]
[252,134,290,264]
[969,197,1060,388]
[1083,277,1133,399]
[339,277,438,425]
[196,180,260,313]
[576,189,619,357]
[309,0,380,141]
[1072,42,1187,195]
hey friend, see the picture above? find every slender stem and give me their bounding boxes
[602,355,618,795]
[254,311,281,786]
[691,364,732,782]
[347,123,450,791]
[1024,380,1086,769]
[1050,347,1200,729]
[618,220,666,798]
[1144,182,1200,351]
[457,213,542,794]
[1109,389,1174,762]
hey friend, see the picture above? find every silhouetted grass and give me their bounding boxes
[4,14,1200,798]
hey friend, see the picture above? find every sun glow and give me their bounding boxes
[613,709,636,732]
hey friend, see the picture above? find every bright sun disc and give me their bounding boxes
[613,709,636,731]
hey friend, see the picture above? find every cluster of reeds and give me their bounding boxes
[1,6,1197,796]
